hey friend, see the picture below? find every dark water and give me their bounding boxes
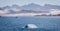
[0,16,60,31]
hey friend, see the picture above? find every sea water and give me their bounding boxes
[0,16,60,31]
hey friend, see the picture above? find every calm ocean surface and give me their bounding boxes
[0,16,60,31]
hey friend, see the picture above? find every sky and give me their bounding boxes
[0,0,60,7]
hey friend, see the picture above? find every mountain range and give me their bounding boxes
[0,3,60,13]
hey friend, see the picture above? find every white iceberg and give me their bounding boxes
[23,24,38,29]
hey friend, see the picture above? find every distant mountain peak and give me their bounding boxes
[12,4,20,8]
[27,3,41,6]
[21,3,41,10]
[29,3,38,5]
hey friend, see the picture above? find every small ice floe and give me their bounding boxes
[23,24,38,29]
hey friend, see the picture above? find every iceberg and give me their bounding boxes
[23,24,38,29]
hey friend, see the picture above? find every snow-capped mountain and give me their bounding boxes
[0,3,60,14]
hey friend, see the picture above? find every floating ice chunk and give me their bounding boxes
[23,24,38,29]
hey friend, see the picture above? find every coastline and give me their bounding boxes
[0,14,60,17]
